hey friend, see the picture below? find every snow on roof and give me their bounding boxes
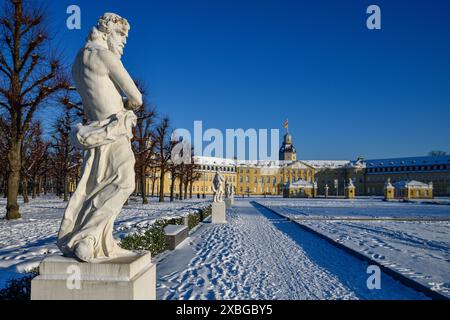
[366,156,450,168]
[303,160,352,169]
[193,156,237,166]
[393,180,432,189]
[236,160,281,167]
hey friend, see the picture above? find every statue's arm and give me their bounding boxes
[101,51,143,109]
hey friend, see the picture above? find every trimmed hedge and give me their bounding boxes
[0,269,38,301]
[120,205,212,255]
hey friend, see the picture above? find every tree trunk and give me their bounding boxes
[140,164,148,204]
[159,168,165,202]
[170,176,175,202]
[23,179,29,203]
[6,142,21,219]
[179,179,183,200]
[184,181,188,200]
[32,176,37,199]
[3,178,7,198]
[63,175,68,202]
[43,176,47,195]
[151,177,156,197]
[189,181,193,199]
[37,176,42,197]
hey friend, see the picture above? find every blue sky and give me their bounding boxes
[40,0,450,160]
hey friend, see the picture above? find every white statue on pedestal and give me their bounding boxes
[225,180,230,198]
[212,171,225,203]
[385,178,394,189]
[57,13,143,263]
[347,178,354,188]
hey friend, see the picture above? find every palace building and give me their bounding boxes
[140,125,450,198]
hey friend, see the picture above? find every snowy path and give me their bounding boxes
[157,200,426,300]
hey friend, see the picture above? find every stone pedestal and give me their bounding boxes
[384,186,395,200]
[345,186,355,199]
[31,252,155,300]
[225,197,234,208]
[212,202,226,223]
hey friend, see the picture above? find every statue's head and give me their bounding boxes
[89,13,130,57]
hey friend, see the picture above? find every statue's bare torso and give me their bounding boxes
[72,43,142,122]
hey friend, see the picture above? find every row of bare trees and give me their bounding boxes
[0,0,69,219]
[132,92,201,204]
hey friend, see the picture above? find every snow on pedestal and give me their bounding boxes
[31,252,155,300]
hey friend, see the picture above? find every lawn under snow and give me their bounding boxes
[0,195,210,289]
[257,197,450,298]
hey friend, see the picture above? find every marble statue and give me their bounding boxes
[57,13,143,263]
[212,171,225,203]
[347,178,354,187]
[225,180,230,198]
[385,178,393,188]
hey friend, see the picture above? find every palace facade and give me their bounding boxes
[141,129,450,198]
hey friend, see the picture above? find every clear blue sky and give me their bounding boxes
[41,0,450,160]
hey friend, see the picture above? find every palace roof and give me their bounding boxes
[365,156,450,168]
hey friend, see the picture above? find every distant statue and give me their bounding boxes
[213,171,225,202]
[225,180,230,198]
[57,13,143,263]
[347,178,354,187]
[385,178,393,188]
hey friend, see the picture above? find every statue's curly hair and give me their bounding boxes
[89,13,130,42]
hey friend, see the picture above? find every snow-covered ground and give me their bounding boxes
[258,198,450,298]
[258,197,450,219]
[0,196,444,299]
[0,195,210,289]
[157,200,427,299]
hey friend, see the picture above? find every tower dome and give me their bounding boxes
[279,132,297,161]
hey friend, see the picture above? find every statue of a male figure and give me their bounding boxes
[57,13,142,262]
[225,180,230,198]
[212,171,225,203]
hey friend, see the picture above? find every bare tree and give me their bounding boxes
[51,103,81,202]
[0,0,69,219]
[168,159,180,202]
[132,96,156,204]
[0,116,11,197]
[21,121,48,202]
[149,165,158,197]
[154,117,171,202]
[186,150,201,199]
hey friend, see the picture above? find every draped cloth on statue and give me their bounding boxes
[57,109,137,262]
